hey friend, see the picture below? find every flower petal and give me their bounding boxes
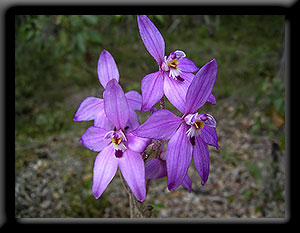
[166,123,193,191]
[185,58,218,114]
[80,126,110,152]
[163,72,191,114]
[126,132,151,153]
[141,71,164,113]
[137,15,165,66]
[200,125,220,149]
[179,71,194,85]
[193,136,210,185]
[73,97,103,122]
[97,50,119,88]
[125,90,142,111]
[207,93,216,105]
[126,108,140,131]
[178,57,198,73]
[92,145,118,199]
[103,79,129,130]
[132,109,183,140]
[119,149,146,202]
[94,108,114,130]
[145,158,167,179]
[182,173,192,192]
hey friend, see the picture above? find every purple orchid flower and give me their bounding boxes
[73,50,142,131]
[137,15,216,113]
[145,147,192,191]
[133,58,219,191]
[79,79,150,202]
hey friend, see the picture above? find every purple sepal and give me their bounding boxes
[207,93,216,105]
[145,158,167,180]
[185,59,218,114]
[92,146,118,199]
[132,109,183,141]
[182,174,192,192]
[119,149,146,202]
[103,79,129,130]
[140,71,164,113]
[137,15,165,66]
[193,136,210,186]
[125,90,142,111]
[166,123,193,191]
[97,50,120,89]
[73,97,103,122]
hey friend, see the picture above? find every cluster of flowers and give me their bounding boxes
[74,15,219,202]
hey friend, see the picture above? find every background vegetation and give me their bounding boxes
[15,15,285,218]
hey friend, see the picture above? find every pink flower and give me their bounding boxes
[137,15,216,113]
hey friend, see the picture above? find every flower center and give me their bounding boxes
[167,59,179,69]
[112,136,122,146]
[104,130,127,158]
[183,113,217,146]
[194,120,205,131]
[161,50,186,81]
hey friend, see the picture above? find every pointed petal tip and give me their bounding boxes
[92,191,100,199]
[100,49,107,54]
[106,77,118,86]
[98,50,119,89]
[100,50,113,58]
[167,182,178,191]
[136,196,145,203]
[210,58,218,67]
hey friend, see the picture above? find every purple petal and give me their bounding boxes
[119,149,146,202]
[73,97,103,122]
[126,108,140,131]
[185,59,218,114]
[200,125,220,149]
[145,158,167,179]
[97,50,119,88]
[125,90,142,111]
[80,126,111,152]
[132,109,183,140]
[193,136,210,186]
[126,132,151,154]
[178,57,198,73]
[103,79,129,130]
[179,71,194,85]
[207,93,216,105]
[166,123,193,191]
[141,71,164,113]
[182,173,192,192]
[163,72,191,114]
[137,15,165,66]
[94,108,114,130]
[92,145,118,199]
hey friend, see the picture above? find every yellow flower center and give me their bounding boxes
[194,120,204,131]
[167,59,179,69]
[112,136,122,145]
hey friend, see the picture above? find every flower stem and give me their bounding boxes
[160,96,165,109]
[118,170,153,218]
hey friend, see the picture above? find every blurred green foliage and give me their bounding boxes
[15,15,285,138]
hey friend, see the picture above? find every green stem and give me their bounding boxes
[160,96,165,109]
